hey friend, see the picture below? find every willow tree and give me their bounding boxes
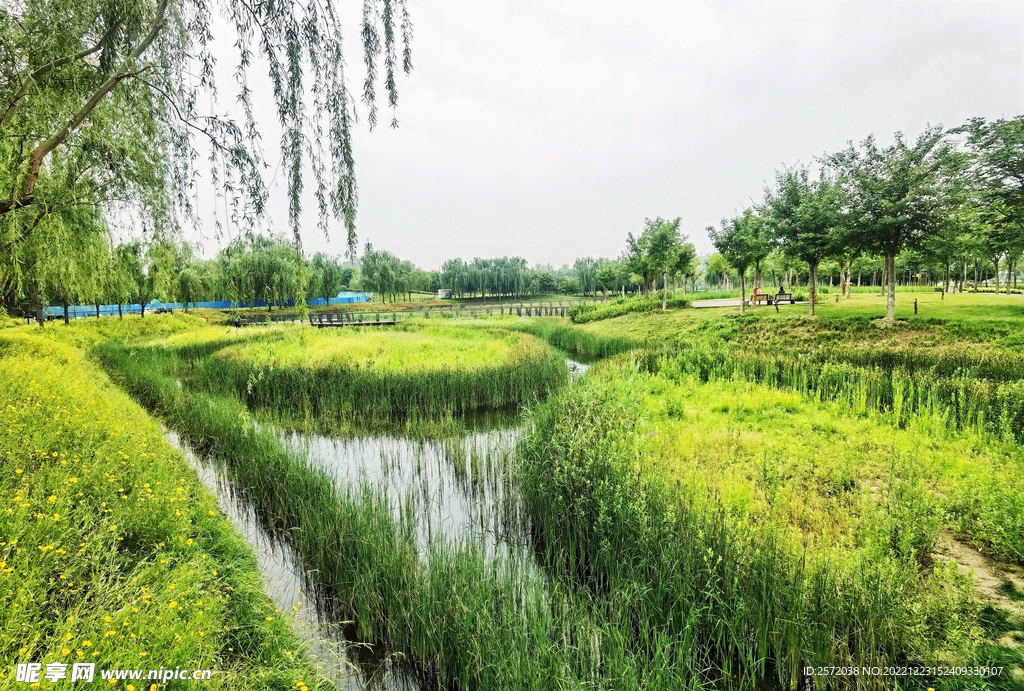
[0,0,412,292]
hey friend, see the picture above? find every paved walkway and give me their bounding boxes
[691,299,743,308]
[691,298,804,309]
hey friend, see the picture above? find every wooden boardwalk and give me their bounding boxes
[235,302,574,327]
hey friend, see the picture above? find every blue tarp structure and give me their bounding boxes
[43,292,372,320]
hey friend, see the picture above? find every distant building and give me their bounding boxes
[437,289,451,299]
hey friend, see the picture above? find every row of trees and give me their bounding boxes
[1,235,358,323]
[438,257,599,300]
[709,118,1024,317]
[559,218,701,311]
[700,250,1016,293]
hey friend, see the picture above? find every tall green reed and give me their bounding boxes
[97,340,709,690]
[517,362,989,689]
[648,344,1024,444]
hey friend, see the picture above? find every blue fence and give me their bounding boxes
[43,292,372,320]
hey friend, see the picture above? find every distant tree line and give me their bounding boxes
[1,235,356,323]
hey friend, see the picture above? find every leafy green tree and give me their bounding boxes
[704,253,731,289]
[309,253,347,301]
[558,275,580,296]
[764,166,844,316]
[963,117,1024,243]
[829,127,951,319]
[709,212,766,314]
[573,257,598,297]
[672,242,698,293]
[627,217,681,309]
[0,0,413,266]
[535,271,558,295]
[594,260,620,301]
[177,257,218,311]
[360,248,402,303]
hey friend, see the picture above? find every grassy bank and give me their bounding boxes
[0,331,328,689]
[568,295,691,323]
[156,321,566,426]
[518,357,1024,689]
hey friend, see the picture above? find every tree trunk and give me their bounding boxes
[885,253,897,320]
[118,303,123,319]
[808,260,818,316]
[30,286,44,328]
[95,301,100,318]
[973,259,978,292]
[739,271,746,315]
[62,296,70,325]
[844,260,852,298]
[662,271,668,310]
[754,260,762,292]
[993,255,1001,294]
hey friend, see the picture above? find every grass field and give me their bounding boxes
[0,330,328,689]
[507,291,1024,358]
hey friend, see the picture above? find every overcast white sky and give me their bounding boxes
[187,0,1024,270]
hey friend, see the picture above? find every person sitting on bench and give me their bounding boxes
[775,286,787,313]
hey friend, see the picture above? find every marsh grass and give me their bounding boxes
[648,342,1024,447]
[518,359,1024,688]
[95,337,692,690]
[175,323,567,425]
[0,331,329,690]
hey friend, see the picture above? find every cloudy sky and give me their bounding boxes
[190,0,1024,269]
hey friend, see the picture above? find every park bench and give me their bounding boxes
[773,292,794,305]
[751,293,770,306]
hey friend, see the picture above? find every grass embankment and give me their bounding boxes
[520,356,1024,689]
[568,295,690,324]
[549,292,1023,353]
[191,323,566,424]
[0,331,327,689]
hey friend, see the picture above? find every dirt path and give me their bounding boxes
[932,533,1024,683]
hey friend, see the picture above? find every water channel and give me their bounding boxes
[167,357,591,689]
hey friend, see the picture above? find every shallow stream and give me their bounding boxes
[168,358,590,688]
